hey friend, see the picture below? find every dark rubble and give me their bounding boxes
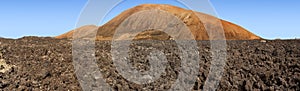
[0,37,299,91]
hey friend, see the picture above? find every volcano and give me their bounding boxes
[56,4,262,40]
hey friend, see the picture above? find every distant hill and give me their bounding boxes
[56,4,262,40]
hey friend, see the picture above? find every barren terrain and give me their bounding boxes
[0,37,299,90]
[56,4,261,40]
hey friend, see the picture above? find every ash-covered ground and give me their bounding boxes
[0,37,299,91]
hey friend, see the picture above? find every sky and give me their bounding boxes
[0,0,299,39]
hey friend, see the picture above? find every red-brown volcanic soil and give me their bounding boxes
[0,4,297,91]
[0,37,299,90]
[56,4,261,40]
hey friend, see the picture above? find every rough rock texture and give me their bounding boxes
[0,37,299,91]
[56,4,261,40]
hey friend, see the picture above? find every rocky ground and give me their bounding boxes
[0,37,299,91]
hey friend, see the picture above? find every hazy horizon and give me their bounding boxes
[0,0,299,39]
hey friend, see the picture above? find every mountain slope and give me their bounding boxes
[56,4,261,40]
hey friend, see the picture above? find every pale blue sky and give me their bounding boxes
[0,0,299,39]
